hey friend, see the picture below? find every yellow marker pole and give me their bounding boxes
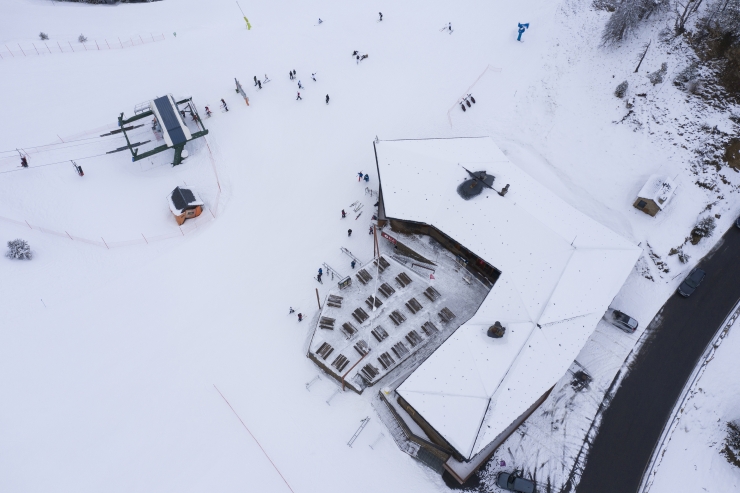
[236,2,251,30]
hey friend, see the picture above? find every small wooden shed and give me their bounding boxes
[168,186,204,225]
[633,175,675,217]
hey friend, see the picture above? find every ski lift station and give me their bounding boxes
[306,137,641,483]
[117,95,208,166]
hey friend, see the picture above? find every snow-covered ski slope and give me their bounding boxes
[1,0,739,492]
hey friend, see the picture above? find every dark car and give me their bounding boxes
[610,310,638,333]
[678,268,706,297]
[497,471,535,493]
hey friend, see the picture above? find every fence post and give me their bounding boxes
[44,41,50,54]
[101,237,109,249]
[32,43,39,55]
[5,45,14,57]
[118,37,123,48]
[57,41,62,53]
[139,35,144,44]
[18,44,26,56]
[95,40,99,50]
[106,39,110,49]
[68,41,73,52]
[142,233,148,244]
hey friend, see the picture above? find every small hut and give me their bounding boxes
[633,175,675,217]
[168,186,204,225]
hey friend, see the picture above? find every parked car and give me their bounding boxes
[497,471,535,493]
[678,268,706,297]
[610,310,638,333]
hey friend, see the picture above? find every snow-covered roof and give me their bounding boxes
[636,174,676,210]
[378,137,640,461]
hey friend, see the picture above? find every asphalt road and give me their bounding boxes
[576,225,740,493]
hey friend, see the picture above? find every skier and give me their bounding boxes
[221,99,229,111]
[289,307,295,314]
[296,92,302,100]
[326,94,330,104]
[20,156,28,168]
[312,73,317,81]
[352,50,358,56]
[298,80,303,89]
[356,55,360,64]
[292,70,297,77]
[76,165,84,176]
[318,18,323,24]
[358,171,364,181]
[448,22,452,33]
[254,75,258,86]
[360,54,369,61]
[298,313,303,322]
[364,173,370,182]
[348,229,353,237]
[379,12,383,21]
[317,272,323,283]
[369,226,373,235]
[351,260,356,269]
[258,80,262,89]
[341,209,346,218]
[289,71,294,80]
[517,23,529,41]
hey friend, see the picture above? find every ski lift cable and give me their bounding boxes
[0,130,126,156]
[0,151,110,175]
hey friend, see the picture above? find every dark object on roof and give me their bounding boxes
[170,186,199,211]
[457,168,495,200]
[153,96,187,147]
[487,321,506,338]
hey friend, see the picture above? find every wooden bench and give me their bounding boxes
[356,269,373,285]
[391,341,409,359]
[373,256,391,273]
[331,354,350,372]
[353,339,370,356]
[316,342,334,360]
[421,321,439,336]
[378,282,396,298]
[389,310,407,326]
[377,351,395,370]
[319,317,335,330]
[395,272,413,287]
[327,295,344,308]
[438,307,457,323]
[371,325,389,342]
[360,363,380,383]
[423,286,441,302]
[352,307,369,324]
[405,330,423,347]
[342,322,358,339]
[405,297,423,314]
[365,295,383,310]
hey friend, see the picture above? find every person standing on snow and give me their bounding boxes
[20,156,28,168]
[298,313,303,322]
[298,80,303,89]
[358,171,364,182]
[317,268,323,283]
[296,92,302,100]
[258,80,262,89]
[221,99,229,111]
[264,74,270,82]
[312,73,317,81]
[289,71,294,80]
[204,106,212,117]
[341,209,346,218]
[326,94,330,104]
[351,260,356,269]
[289,307,295,314]
[517,23,530,42]
[254,75,258,86]
[364,174,370,182]
[379,12,383,21]
[348,229,353,237]
[369,226,373,235]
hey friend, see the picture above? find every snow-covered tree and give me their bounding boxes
[78,34,88,43]
[601,0,670,45]
[5,239,32,260]
[648,62,668,84]
[615,80,629,97]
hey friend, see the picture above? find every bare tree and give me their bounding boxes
[675,0,705,33]
[602,0,670,45]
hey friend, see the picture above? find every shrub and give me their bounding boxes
[615,80,629,97]
[691,216,717,243]
[39,32,49,41]
[78,34,88,43]
[722,421,740,468]
[648,62,668,85]
[6,239,32,260]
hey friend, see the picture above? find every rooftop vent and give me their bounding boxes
[487,321,506,339]
[457,169,494,200]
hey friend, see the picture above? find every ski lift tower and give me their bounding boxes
[117,95,208,166]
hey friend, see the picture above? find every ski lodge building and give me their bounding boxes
[371,137,641,483]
